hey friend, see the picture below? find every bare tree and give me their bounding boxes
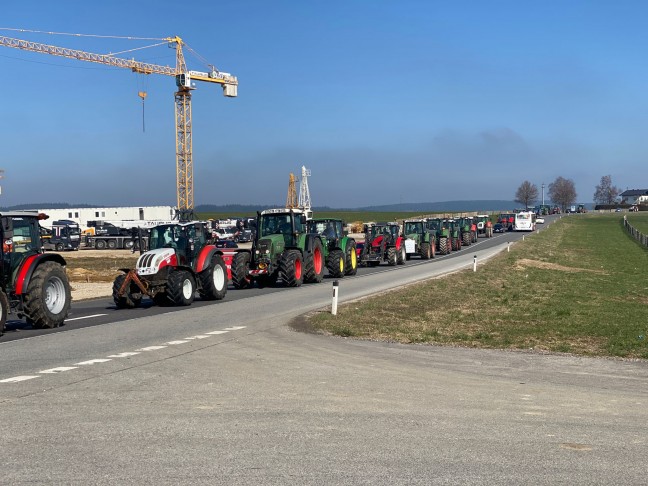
[514,180,539,209]
[548,176,577,212]
[593,175,620,205]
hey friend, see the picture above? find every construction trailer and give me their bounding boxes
[37,206,176,230]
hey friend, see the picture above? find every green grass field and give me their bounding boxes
[626,212,648,234]
[309,213,648,359]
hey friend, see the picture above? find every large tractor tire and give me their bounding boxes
[112,274,143,309]
[327,249,345,278]
[387,247,398,266]
[304,239,324,284]
[453,237,461,252]
[231,252,252,289]
[462,232,471,246]
[280,250,304,287]
[167,270,196,306]
[23,261,71,329]
[0,290,8,337]
[198,254,228,300]
[345,241,358,276]
[397,245,406,265]
[419,242,431,260]
[439,237,449,255]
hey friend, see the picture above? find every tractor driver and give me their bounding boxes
[323,222,336,239]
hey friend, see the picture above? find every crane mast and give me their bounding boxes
[0,34,237,217]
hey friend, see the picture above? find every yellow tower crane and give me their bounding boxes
[0,33,238,219]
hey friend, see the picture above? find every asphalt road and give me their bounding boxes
[3,215,646,484]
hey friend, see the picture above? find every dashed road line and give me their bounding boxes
[39,367,78,374]
[0,375,40,383]
[75,359,112,366]
[2,326,247,384]
[66,314,108,321]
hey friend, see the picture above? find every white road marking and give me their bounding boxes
[66,314,108,321]
[136,346,168,351]
[75,359,112,365]
[39,367,78,374]
[185,335,211,340]
[223,326,247,331]
[107,352,140,358]
[166,340,189,345]
[1,375,40,383]
[206,330,229,335]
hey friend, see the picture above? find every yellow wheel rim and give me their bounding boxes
[350,248,357,269]
[339,256,345,273]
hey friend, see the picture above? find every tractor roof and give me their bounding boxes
[0,210,49,220]
[260,208,306,216]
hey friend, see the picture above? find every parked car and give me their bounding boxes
[536,217,545,224]
[493,223,505,233]
[214,227,236,241]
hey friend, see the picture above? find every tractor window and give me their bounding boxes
[261,214,296,237]
[150,225,179,250]
[11,218,38,253]
[404,222,420,234]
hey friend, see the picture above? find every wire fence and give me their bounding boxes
[623,217,648,248]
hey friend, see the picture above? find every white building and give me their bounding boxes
[37,206,176,229]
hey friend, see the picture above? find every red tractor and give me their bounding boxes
[357,222,406,266]
[112,222,228,308]
[1,211,72,335]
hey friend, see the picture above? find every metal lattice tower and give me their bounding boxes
[298,166,311,211]
[286,173,298,208]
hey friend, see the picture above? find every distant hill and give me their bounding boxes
[0,203,98,211]
[196,200,519,214]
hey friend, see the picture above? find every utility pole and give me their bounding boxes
[541,182,545,206]
[0,169,4,196]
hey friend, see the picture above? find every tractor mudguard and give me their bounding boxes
[195,245,219,273]
[14,253,67,295]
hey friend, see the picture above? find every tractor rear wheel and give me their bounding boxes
[199,254,228,300]
[430,240,436,258]
[112,274,143,309]
[0,290,8,337]
[398,246,406,265]
[280,250,304,287]
[419,242,431,260]
[387,247,397,266]
[345,241,358,276]
[304,239,324,283]
[462,233,471,246]
[231,252,252,289]
[23,261,71,329]
[167,270,195,306]
[327,249,345,278]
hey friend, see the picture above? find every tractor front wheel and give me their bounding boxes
[327,249,345,278]
[345,241,358,276]
[199,254,228,300]
[231,252,252,289]
[439,237,449,255]
[112,274,143,309]
[398,246,406,265]
[304,239,324,283]
[23,261,71,329]
[280,250,304,287]
[168,270,196,306]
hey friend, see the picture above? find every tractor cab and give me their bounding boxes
[404,220,425,238]
[148,222,208,267]
[2,212,46,284]
[307,218,344,244]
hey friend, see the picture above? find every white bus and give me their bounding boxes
[514,211,536,231]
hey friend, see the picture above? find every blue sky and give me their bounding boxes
[1,1,645,208]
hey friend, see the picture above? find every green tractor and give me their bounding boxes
[231,208,325,288]
[1,211,72,335]
[444,219,463,251]
[403,219,436,260]
[456,218,474,247]
[426,218,452,255]
[306,218,357,278]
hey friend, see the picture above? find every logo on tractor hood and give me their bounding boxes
[136,248,177,276]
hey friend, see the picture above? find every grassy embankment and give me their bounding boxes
[309,213,648,359]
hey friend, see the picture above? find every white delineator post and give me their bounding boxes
[332,280,339,315]
[473,255,477,272]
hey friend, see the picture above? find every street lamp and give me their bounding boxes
[542,182,545,206]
